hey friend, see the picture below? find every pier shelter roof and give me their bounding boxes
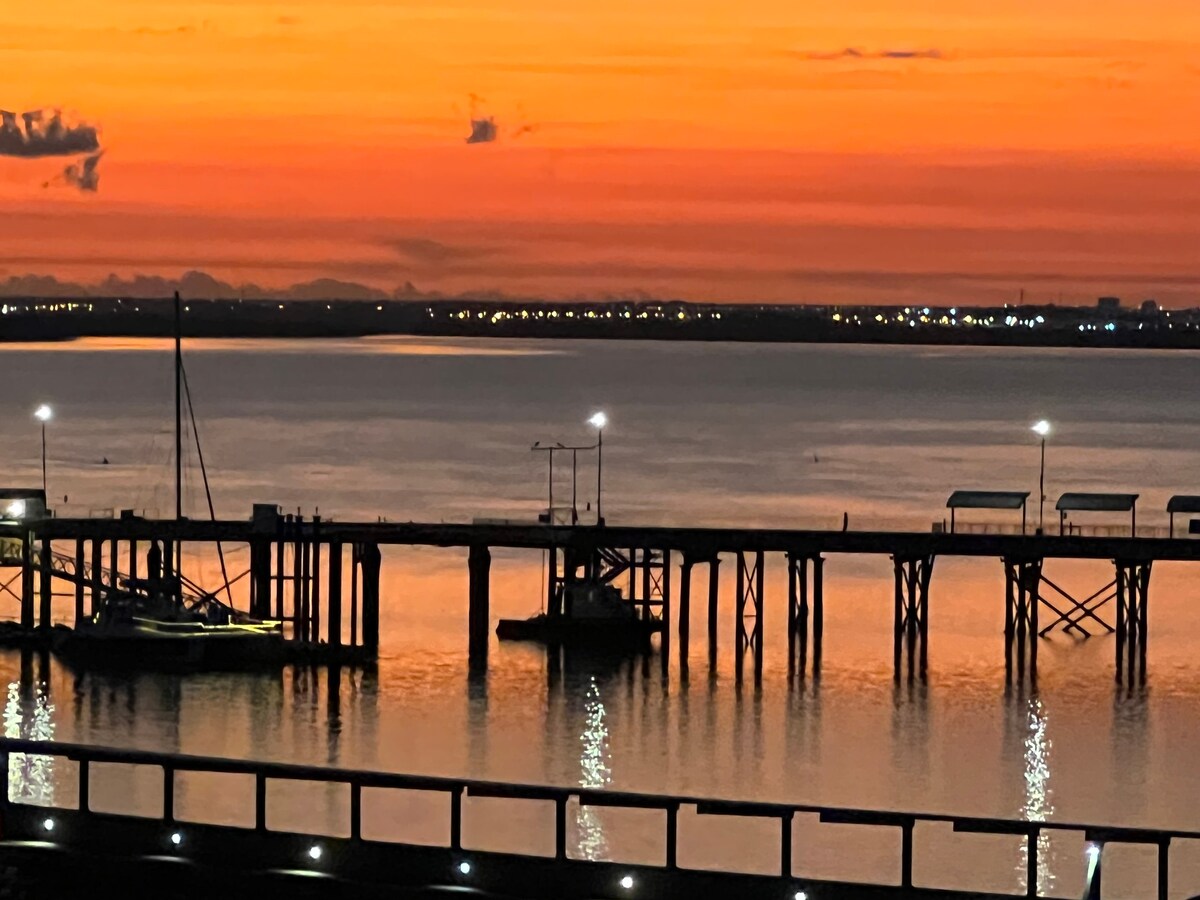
[1167,495,1200,514]
[946,491,1029,510]
[1055,493,1138,512]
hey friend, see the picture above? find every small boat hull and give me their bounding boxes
[54,620,285,672]
[496,614,661,647]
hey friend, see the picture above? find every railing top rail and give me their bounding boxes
[4,738,1200,843]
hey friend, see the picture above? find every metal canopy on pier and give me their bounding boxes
[1056,492,1139,536]
[945,490,1029,534]
[1167,495,1200,537]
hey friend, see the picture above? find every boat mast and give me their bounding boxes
[174,291,183,523]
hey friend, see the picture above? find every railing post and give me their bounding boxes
[450,786,463,850]
[665,805,678,870]
[555,796,568,860]
[255,772,268,832]
[1158,838,1170,900]
[350,782,362,841]
[1026,829,1038,898]
[78,758,90,813]
[163,765,175,823]
[780,812,793,877]
[901,819,914,889]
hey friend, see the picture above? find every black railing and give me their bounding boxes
[0,738,1196,899]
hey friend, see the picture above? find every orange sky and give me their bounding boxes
[6,0,1200,304]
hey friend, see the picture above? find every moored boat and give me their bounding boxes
[497,581,661,647]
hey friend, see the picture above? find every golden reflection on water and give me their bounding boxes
[574,676,612,861]
[4,672,56,806]
[1020,697,1054,895]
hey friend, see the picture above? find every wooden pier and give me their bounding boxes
[1,512,1196,683]
[0,737,1195,899]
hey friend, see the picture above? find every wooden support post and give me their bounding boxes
[74,538,85,627]
[641,549,652,623]
[707,556,720,671]
[274,532,285,621]
[754,549,764,682]
[291,517,304,642]
[361,542,381,655]
[547,546,560,618]
[298,517,310,644]
[735,552,746,676]
[311,517,322,645]
[327,543,343,648]
[1115,563,1127,683]
[1004,561,1015,684]
[350,543,360,648]
[250,541,271,620]
[787,553,799,677]
[813,555,824,674]
[90,538,103,618]
[109,539,118,600]
[38,535,52,629]
[20,531,34,630]
[660,548,671,674]
[468,544,491,669]
[678,556,693,676]
[129,539,139,585]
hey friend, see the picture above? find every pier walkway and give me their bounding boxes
[1,514,1196,683]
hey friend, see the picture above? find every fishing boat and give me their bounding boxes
[55,293,284,670]
[497,581,661,647]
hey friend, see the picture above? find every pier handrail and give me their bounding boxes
[0,737,1196,897]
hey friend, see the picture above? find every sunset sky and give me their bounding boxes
[6,0,1200,304]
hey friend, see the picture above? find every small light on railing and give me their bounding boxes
[457,860,472,876]
[308,844,323,861]
[619,874,634,890]
[1086,843,1101,863]
[794,891,809,900]
[170,831,183,847]
[42,818,55,833]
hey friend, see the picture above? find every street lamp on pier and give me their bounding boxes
[34,404,52,494]
[588,412,607,525]
[1031,420,1051,533]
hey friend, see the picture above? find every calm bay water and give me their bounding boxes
[1,336,1200,897]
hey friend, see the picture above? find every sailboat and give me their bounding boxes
[55,293,284,670]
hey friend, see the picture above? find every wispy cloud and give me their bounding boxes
[795,47,945,62]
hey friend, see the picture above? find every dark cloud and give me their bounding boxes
[0,109,101,158]
[466,117,497,144]
[61,151,103,192]
[796,47,945,62]
[389,238,497,265]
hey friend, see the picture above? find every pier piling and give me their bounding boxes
[468,544,491,669]
[734,549,764,682]
[707,556,720,672]
[327,543,343,648]
[678,555,693,676]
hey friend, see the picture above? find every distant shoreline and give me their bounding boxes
[3,296,1199,349]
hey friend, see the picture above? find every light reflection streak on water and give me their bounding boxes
[1019,698,1053,895]
[3,680,55,806]
[575,677,611,861]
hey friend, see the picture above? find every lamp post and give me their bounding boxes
[588,412,607,525]
[533,441,595,525]
[1031,420,1051,533]
[34,405,52,494]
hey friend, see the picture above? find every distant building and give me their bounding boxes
[1141,299,1160,314]
[1098,296,1121,312]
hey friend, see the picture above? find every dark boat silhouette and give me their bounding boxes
[497,581,661,647]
